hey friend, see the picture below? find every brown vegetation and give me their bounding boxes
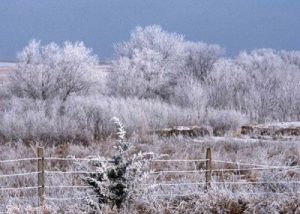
[153,126,212,138]
[241,123,300,138]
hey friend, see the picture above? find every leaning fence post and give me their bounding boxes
[37,147,45,211]
[205,148,212,190]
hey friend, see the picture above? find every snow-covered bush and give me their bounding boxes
[83,118,151,212]
[0,95,207,144]
[65,96,205,138]
[170,77,207,111]
[208,109,248,136]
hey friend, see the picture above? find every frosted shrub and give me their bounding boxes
[83,118,151,212]
[208,109,248,136]
[0,95,206,143]
[0,97,92,144]
[171,77,207,110]
[65,96,205,138]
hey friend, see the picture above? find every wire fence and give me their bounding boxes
[0,147,299,212]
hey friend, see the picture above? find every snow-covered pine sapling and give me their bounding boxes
[83,117,151,212]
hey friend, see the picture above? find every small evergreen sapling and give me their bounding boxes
[83,117,151,212]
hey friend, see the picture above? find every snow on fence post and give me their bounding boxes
[205,148,212,190]
[37,147,45,211]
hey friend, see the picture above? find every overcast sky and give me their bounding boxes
[0,0,300,61]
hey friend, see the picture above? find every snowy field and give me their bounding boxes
[0,62,15,80]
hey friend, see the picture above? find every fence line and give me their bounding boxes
[211,166,300,172]
[212,159,284,168]
[45,195,99,201]
[0,157,40,164]
[0,171,40,178]
[151,170,208,174]
[45,170,100,175]
[44,157,112,162]
[151,159,208,163]
[147,181,300,188]
[0,186,40,191]
[1,147,300,212]
[1,166,297,179]
[148,182,206,187]
[154,191,300,198]
[151,166,300,175]
[0,157,292,171]
[45,185,93,189]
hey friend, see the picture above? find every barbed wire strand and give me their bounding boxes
[151,159,208,163]
[212,166,300,172]
[154,191,300,198]
[211,159,296,168]
[44,157,112,162]
[45,195,99,201]
[0,186,41,191]
[0,171,40,178]
[151,170,208,174]
[147,181,300,188]
[0,158,40,164]
[45,185,93,189]
[0,156,296,169]
[150,166,300,174]
[45,170,100,175]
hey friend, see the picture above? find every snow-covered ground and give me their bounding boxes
[0,62,16,68]
[253,121,300,128]
[0,62,15,80]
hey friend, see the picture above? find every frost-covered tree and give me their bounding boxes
[236,49,299,121]
[279,50,300,69]
[207,49,300,122]
[107,25,186,101]
[8,40,98,102]
[107,25,222,105]
[184,41,222,82]
[207,59,250,111]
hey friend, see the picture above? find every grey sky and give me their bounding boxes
[0,0,299,61]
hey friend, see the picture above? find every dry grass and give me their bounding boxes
[0,132,299,213]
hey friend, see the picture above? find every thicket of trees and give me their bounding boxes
[0,25,300,143]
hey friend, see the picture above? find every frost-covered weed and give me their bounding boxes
[83,118,151,212]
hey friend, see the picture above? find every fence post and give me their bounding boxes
[37,147,45,211]
[205,148,212,191]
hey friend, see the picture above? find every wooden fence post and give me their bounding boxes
[37,147,45,211]
[205,148,212,191]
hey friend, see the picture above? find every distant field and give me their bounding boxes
[0,62,16,80]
